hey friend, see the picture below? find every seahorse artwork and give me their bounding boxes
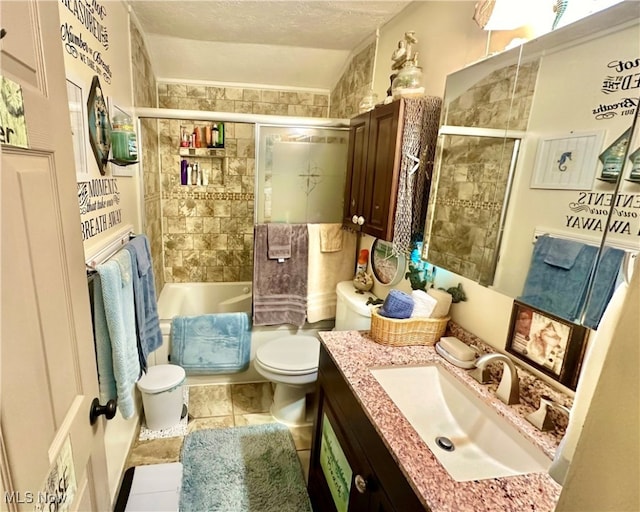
[557,151,572,171]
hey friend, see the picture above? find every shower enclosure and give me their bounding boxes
[137,109,349,285]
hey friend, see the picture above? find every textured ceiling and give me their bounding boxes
[128,1,412,89]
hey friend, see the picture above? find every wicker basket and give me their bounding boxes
[369,306,449,347]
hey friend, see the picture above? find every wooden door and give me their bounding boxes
[362,100,404,240]
[1,1,110,510]
[342,111,370,228]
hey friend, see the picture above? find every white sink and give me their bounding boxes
[370,364,551,482]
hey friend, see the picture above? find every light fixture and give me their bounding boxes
[473,0,533,30]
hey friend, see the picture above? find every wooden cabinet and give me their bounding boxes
[308,345,426,512]
[343,100,405,241]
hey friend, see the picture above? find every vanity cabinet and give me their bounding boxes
[342,100,404,241]
[308,345,426,512]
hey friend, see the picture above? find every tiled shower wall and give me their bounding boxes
[330,41,376,119]
[130,20,163,294]
[425,61,539,285]
[157,84,329,283]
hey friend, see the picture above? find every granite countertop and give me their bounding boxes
[319,330,563,512]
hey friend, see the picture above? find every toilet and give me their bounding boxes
[137,364,186,431]
[335,280,377,331]
[254,335,320,426]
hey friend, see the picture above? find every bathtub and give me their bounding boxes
[153,282,334,385]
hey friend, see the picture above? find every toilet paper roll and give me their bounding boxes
[427,289,452,318]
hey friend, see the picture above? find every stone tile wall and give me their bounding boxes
[330,42,376,119]
[130,20,163,294]
[157,84,329,283]
[426,60,539,285]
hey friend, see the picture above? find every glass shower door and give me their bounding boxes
[255,125,349,223]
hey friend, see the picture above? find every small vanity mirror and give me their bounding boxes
[424,1,640,327]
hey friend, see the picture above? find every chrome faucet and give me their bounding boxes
[470,353,520,405]
[526,395,571,431]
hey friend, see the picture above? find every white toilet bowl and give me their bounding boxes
[254,335,320,426]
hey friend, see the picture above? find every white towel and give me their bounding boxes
[95,251,141,419]
[319,224,344,252]
[307,224,357,323]
[427,288,453,318]
[410,289,438,318]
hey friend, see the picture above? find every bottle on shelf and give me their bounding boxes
[217,122,224,148]
[187,162,193,185]
[191,162,199,185]
[180,159,188,185]
[212,124,219,148]
[205,125,212,148]
[180,126,190,148]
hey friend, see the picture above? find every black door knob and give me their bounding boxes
[89,398,117,425]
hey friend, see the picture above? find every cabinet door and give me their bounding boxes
[308,384,395,512]
[362,100,404,240]
[343,112,370,227]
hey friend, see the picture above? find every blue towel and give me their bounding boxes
[124,235,162,372]
[543,237,584,269]
[95,251,141,419]
[170,313,251,374]
[583,247,625,329]
[520,234,598,322]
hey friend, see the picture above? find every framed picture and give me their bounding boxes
[530,131,604,190]
[506,300,588,389]
[66,79,88,179]
[87,75,111,175]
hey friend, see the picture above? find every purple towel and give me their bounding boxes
[253,224,308,326]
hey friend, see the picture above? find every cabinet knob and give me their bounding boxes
[354,474,368,494]
[357,216,365,226]
[352,215,359,224]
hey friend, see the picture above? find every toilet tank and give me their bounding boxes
[335,281,377,331]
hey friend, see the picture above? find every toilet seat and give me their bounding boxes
[255,336,320,375]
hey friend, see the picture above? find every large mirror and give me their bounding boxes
[423,1,640,328]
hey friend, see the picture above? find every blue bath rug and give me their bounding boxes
[180,423,312,512]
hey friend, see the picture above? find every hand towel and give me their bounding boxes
[170,313,251,374]
[307,224,357,323]
[582,247,625,329]
[520,234,598,323]
[124,235,163,372]
[543,237,585,269]
[267,223,292,260]
[253,224,308,326]
[95,251,141,419]
[319,224,344,253]
[410,289,438,318]
[379,289,414,319]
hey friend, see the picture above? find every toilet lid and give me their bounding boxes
[137,364,186,394]
[256,336,320,374]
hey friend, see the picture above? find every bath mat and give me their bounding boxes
[138,387,189,441]
[180,423,312,512]
[170,313,251,374]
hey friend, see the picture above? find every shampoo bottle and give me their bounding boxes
[180,159,188,185]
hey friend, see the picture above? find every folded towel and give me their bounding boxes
[124,235,163,373]
[379,289,414,319]
[543,236,585,269]
[427,288,453,318]
[319,224,344,253]
[307,224,357,323]
[170,313,251,374]
[520,234,598,322]
[410,289,438,318]
[95,251,141,419]
[267,223,292,260]
[583,247,625,329]
[253,224,308,326]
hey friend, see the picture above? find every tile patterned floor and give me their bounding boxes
[125,382,314,482]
